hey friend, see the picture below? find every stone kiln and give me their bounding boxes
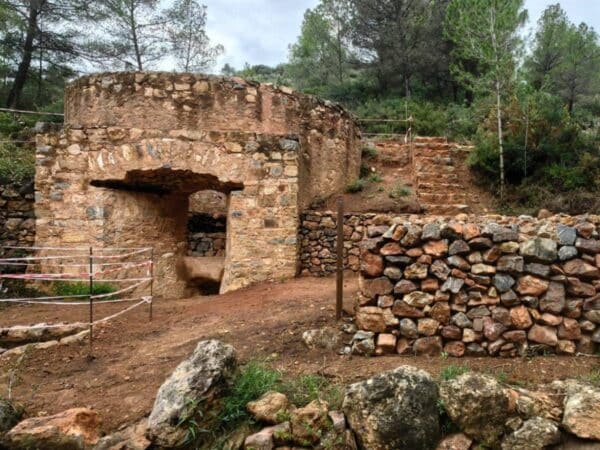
[34,72,361,297]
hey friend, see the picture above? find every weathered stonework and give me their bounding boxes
[354,213,600,357]
[34,72,361,297]
[0,182,35,256]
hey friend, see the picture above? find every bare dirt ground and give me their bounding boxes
[1,274,598,435]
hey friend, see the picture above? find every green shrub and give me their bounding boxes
[388,182,411,199]
[359,162,371,179]
[346,179,366,193]
[361,146,378,159]
[369,173,382,183]
[440,364,469,381]
[0,141,35,184]
[52,281,117,298]
[219,361,281,427]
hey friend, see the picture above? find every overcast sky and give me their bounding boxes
[191,0,600,73]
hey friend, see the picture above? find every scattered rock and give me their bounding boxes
[247,392,289,425]
[501,416,560,450]
[4,408,100,450]
[440,372,510,446]
[147,340,236,448]
[343,366,440,450]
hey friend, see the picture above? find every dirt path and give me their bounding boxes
[1,275,598,434]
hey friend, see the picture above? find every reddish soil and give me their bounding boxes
[322,140,422,214]
[0,275,598,435]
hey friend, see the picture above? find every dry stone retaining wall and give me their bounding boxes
[354,213,600,357]
[0,182,35,256]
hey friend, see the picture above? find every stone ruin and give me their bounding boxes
[34,72,361,297]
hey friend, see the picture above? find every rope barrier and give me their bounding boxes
[0,107,64,117]
[0,245,155,358]
[0,297,152,329]
[0,295,150,306]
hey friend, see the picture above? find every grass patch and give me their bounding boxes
[279,374,343,410]
[440,364,469,381]
[346,179,366,193]
[52,281,117,298]
[581,366,600,386]
[359,162,371,179]
[388,182,411,199]
[219,361,281,428]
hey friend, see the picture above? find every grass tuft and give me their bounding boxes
[52,281,117,298]
[388,181,411,199]
[440,364,469,381]
[346,179,366,193]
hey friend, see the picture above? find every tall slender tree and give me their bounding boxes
[163,0,223,73]
[85,0,166,71]
[445,0,527,199]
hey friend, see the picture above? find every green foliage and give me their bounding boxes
[52,281,117,298]
[440,365,469,381]
[361,146,378,159]
[279,374,343,409]
[369,173,382,183]
[0,141,34,184]
[346,179,365,193]
[219,361,281,427]
[388,182,411,199]
[581,366,600,386]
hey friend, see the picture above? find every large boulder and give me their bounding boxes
[439,372,510,446]
[146,340,237,448]
[501,417,560,450]
[561,382,600,441]
[3,408,101,450]
[342,366,440,450]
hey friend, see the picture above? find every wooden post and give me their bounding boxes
[336,196,344,320]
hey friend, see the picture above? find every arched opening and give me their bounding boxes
[91,169,243,297]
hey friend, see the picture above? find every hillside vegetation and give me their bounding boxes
[0,0,599,215]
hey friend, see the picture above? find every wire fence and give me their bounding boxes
[0,246,154,357]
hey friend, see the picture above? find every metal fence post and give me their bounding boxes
[88,246,93,358]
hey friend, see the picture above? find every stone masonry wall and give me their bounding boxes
[0,182,35,256]
[353,213,600,357]
[35,72,361,297]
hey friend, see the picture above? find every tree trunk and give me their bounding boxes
[496,80,505,200]
[129,3,143,70]
[6,3,39,108]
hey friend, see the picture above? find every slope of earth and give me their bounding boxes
[1,275,598,435]
[321,140,422,213]
[320,137,495,215]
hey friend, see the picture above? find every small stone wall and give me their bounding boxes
[354,214,600,357]
[0,182,35,256]
[188,232,226,257]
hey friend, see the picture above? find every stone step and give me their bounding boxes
[416,172,460,182]
[415,162,457,173]
[417,182,464,192]
[418,192,468,204]
[414,155,456,166]
[421,203,471,215]
[413,136,448,144]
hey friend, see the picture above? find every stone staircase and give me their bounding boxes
[412,136,486,215]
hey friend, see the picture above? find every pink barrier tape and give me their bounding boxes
[92,279,150,299]
[1,246,152,251]
[0,260,151,267]
[0,295,151,306]
[0,261,152,277]
[0,248,150,263]
[0,297,152,329]
[0,275,152,282]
